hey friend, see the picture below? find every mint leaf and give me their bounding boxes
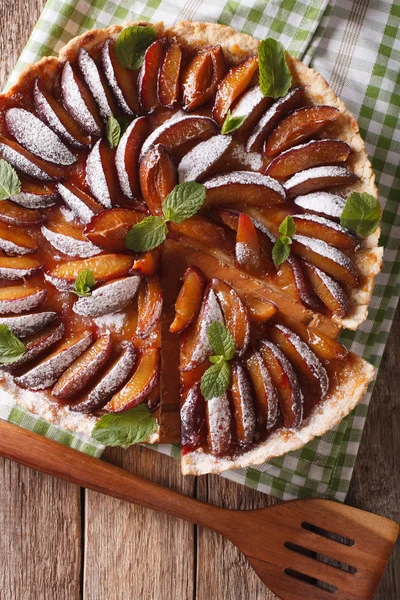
[115,26,157,70]
[162,182,206,224]
[106,115,121,148]
[208,321,235,361]
[258,38,292,99]
[340,192,381,236]
[200,359,231,401]
[272,237,291,266]
[0,160,21,200]
[92,404,157,446]
[125,216,168,252]
[73,268,95,297]
[221,110,247,135]
[0,324,25,364]
[279,215,296,238]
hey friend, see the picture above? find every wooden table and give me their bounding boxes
[0,2,398,597]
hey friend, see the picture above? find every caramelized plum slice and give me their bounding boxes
[158,39,182,108]
[204,171,285,207]
[73,275,141,317]
[11,180,58,209]
[169,214,235,253]
[86,139,120,208]
[0,256,44,280]
[210,278,250,357]
[170,266,205,334]
[57,182,103,225]
[34,78,91,148]
[246,87,305,153]
[292,214,359,251]
[230,361,256,445]
[115,116,148,199]
[0,323,65,372]
[45,254,133,291]
[180,286,224,371]
[0,311,58,338]
[136,275,163,338]
[265,139,351,179]
[235,213,263,277]
[0,201,43,227]
[270,324,329,397]
[139,144,177,216]
[276,255,322,311]
[83,208,144,251]
[206,391,232,457]
[61,62,103,136]
[284,166,358,197]
[105,348,160,413]
[212,55,258,126]
[52,333,112,399]
[138,39,165,113]
[292,235,358,287]
[132,248,161,277]
[178,134,232,183]
[15,332,94,391]
[0,223,37,255]
[0,135,65,181]
[0,286,46,314]
[182,45,225,112]
[293,192,346,219]
[264,105,340,158]
[230,85,272,135]
[180,382,206,452]
[246,298,278,324]
[246,349,279,430]
[78,48,117,120]
[259,340,303,429]
[140,115,219,159]
[302,260,349,318]
[6,108,76,166]
[102,39,140,115]
[42,225,101,258]
[70,341,136,413]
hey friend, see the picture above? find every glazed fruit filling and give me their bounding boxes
[0,27,376,458]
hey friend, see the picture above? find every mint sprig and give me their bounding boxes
[126,182,206,252]
[0,324,25,364]
[340,192,381,236]
[73,268,96,297]
[272,215,296,266]
[106,115,121,148]
[115,26,157,71]
[258,38,292,99]
[0,159,21,200]
[221,110,247,135]
[92,404,157,446]
[200,321,235,401]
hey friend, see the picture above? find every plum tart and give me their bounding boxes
[0,21,382,475]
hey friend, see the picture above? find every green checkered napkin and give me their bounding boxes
[1,0,399,501]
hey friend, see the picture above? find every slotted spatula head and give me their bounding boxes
[226,498,398,600]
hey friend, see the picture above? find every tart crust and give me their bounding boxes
[1,21,380,463]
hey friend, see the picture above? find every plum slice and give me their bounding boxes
[235,213,264,277]
[180,382,206,452]
[182,45,225,112]
[86,139,120,208]
[158,40,182,108]
[0,323,65,372]
[61,62,103,136]
[246,349,279,431]
[230,360,256,445]
[302,259,349,318]
[83,208,144,251]
[45,254,134,291]
[170,266,205,334]
[132,248,161,277]
[203,171,285,207]
[138,39,165,113]
[73,275,141,317]
[229,85,272,135]
[115,116,148,199]
[57,182,103,225]
[206,391,232,457]
[10,180,58,209]
[212,55,258,126]
[0,222,37,255]
[210,277,250,358]
[177,134,232,183]
[78,48,117,120]
[0,135,65,181]
[259,340,303,428]
[136,275,163,339]
[0,311,58,338]
[0,286,46,314]
[15,332,94,390]
[52,333,112,399]
[284,166,358,197]
[0,256,44,280]
[293,191,346,219]
[34,78,91,148]
[264,105,340,158]
[169,214,235,253]
[276,255,322,311]
[292,214,360,251]
[105,347,160,413]
[102,39,139,115]
[139,144,177,216]
[0,201,43,227]
[41,225,101,258]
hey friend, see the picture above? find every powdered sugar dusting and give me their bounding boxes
[61,62,102,136]
[59,206,75,222]
[86,140,112,208]
[231,144,263,171]
[0,141,53,181]
[0,235,36,255]
[234,361,256,444]
[180,383,206,448]
[78,49,112,120]
[0,311,57,338]
[115,118,145,198]
[0,322,65,372]
[255,351,279,430]
[102,40,134,116]
[235,241,256,265]
[207,391,232,456]
[41,226,101,258]
[284,166,355,191]
[178,134,232,182]
[0,288,46,314]
[293,213,359,244]
[10,189,57,209]
[294,235,357,273]
[189,288,225,367]
[73,276,141,317]
[58,184,95,224]
[294,192,346,218]
[94,312,126,332]
[204,171,285,197]
[231,85,264,120]
[306,261,348,314]
[6,108,76,166]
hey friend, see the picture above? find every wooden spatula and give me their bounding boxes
[0,420,397,600]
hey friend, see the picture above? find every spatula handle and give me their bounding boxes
[0,420,228,532]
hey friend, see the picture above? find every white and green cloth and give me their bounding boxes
[1,0,399,501]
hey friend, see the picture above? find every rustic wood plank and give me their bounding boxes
[84,445,196,600]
